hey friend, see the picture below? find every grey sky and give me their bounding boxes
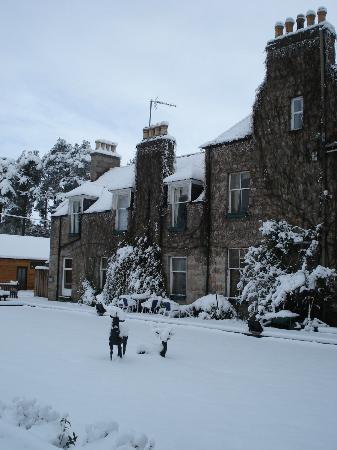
[1,0,336,164]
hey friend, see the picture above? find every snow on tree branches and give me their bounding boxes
[239,220,336,318]
[103,235,166,303]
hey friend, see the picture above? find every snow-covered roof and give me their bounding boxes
[94,164,135,191]
[164,152,205,183]
[201,114,253,148]
[0,234,50,260]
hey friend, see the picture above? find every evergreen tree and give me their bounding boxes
[0,157,16,220]
[103,235,166,303]
[36,138,91,219]
[239,220,336,319]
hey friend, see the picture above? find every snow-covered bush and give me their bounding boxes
[182,294,237,320]
[0,398,156,449]
[103,235,166,303]
[79,279,96,306]
[239,220,336,320]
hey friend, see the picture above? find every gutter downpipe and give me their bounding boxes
[55,217,62,301]
[319,27,328,266]
[205,146,212,294]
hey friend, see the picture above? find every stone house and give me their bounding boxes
[48,9,337,323]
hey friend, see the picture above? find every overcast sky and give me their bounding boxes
[1,0,336,163]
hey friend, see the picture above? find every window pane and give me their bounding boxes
[117,193,129,209]
[293,113,303,130]
[72,201,81,213]
[230,190,240,213]
[173,185,189,203]
[101,271,107,289]
[229,269,240,297]
[117,209,128,230]
[172,272,186,296]
[293,98,303,112]
[101,257,108,270]
[230,173,240,189]
[241,172,250,189]
[64,259,72,269]
[172,257,186,272]
[241,189,249,212]
[228,249,240,268]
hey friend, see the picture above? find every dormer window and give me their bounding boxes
[291,96,303,130]
[69,199,81,234]
[69,196,96,235]
[114,189,131,231]
[168,181,203,230]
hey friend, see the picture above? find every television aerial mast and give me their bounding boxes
[148,98,176,127]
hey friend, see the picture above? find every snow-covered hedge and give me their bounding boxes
[182,294,237,320]
[0,398,155,449]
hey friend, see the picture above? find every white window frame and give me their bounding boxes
[291,96,303,131]
[113,189,131,231]
[62,258,73,296]
[168,181,191,228]
[69,195,97,234]
[100,257,108,289]
[170,256,187,298]
[228,172,250,214]
[227,248,247,298]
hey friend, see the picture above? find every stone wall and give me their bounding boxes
[90,153,120,181]
[48,210,127,301]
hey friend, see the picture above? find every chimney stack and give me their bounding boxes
[275,21,284,38]
[317,6,327,23]
[285,17,295,33]
[142,121,169,140]
[296,13,305,30]
[90,139,120,181]
[306,10,316,26]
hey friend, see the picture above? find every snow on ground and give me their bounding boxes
[0,293,337,450]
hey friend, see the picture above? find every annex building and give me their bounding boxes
[48,8,337,324]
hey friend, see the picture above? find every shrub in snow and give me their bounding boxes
[79,279,96,306]
[183,294,237,320]
[103,235,166,303]
[4,398,59,429]
[84,421,118,444]
[115,431,155,449]
[239,220,336,320]
[53,416,77,448]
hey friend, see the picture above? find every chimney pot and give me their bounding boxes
[285,17,295,33]
[160,123,168,135]
[143,127,149,139]
[154,125,161,136]
[306,10,316,26]
[296,14,305,30]
[275,21,284,38]
[317,6,327,23]
[149,127,155,137]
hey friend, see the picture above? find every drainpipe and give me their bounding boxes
[55,217,62,300]
[205,147,212,294]
[319,27,328,266]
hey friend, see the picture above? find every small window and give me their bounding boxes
[291,96,303,130]
[170,257,187,298]
[227,248,247,297]
[62,258,73,296]
[115,192,130,231]
[100,257,108,289]
[229,172,250,214]
[69,200,81,234]
[171,184,189,229]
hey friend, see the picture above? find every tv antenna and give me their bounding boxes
[149,98,176,127]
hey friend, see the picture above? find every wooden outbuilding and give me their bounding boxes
[0,234,50,290]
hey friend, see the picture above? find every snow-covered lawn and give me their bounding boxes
[0,295,336,450]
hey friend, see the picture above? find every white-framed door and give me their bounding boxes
[62,258,73,296]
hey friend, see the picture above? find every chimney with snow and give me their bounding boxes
[142,121,169,140]
[296,14,305,30]
[317,6,327,23]
[285,17,295,33]
[90,139,121,181]
[274,21,284,38]
[306,10,316,26]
